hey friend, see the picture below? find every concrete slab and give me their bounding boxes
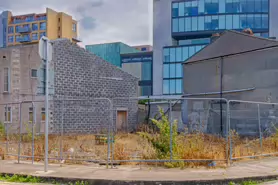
[1,158,278,184]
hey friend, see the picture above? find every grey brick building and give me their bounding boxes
[0,39,138,134]
[182,30,278,136]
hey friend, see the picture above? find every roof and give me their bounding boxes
[185,30,278,64]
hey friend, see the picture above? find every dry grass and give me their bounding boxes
[0,132,278,167]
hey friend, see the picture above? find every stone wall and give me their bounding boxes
[52,40,138,134]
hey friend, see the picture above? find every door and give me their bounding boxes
[116,111,128,132]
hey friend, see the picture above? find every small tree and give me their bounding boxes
[138,107,178,159]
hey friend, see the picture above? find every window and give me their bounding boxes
[4,68,9,92]
[226,15,233,29]
[192,17,198,31]
[185,17,192,31]
[198,16,205,31]
[32,33,38,40]
[173,18,178,32]
[8,36,14,43]
[172,3,179,17]
[4,107,12,123]
[262,14,268,29]
[23,24,29,29]
[15,25,20,33]
[40,22,46,30]
[176,63,182,78]
[189,46,195,57]
[29,107,33,123]
[175,79,182,94]
[179,18,185,32]
[169,80,175,94]
[15,35,21,42]
[169,64,175,78]
[254,14,262,28]
[205,0,219,14]
[182,47,189,61]
[163,48,170,62]
[178,2,185,16]
[31,69,37,77]
[163,64,170,78]
[141,47,147,51]
[233,14,240,29]
[41,108,46,122]
[40,32,46,38]
[262,0,269,12]
[163,80,170,94]
[72,23,77,32]
[219,0,226,13]
[141,62,152,81]
[219,15,226,29]
[176,47,182,62]
[246,14,254,28]
[8,26,14,34]
[246,0,255,12]
[254,0,262,12]
[170,48,176,62]
[32,23,38,31]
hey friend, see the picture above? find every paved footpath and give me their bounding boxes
[1,158,278,184]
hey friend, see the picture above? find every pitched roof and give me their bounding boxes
[185,30,278,64]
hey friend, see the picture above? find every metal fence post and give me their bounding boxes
[18,102,23,164]
[257,104,263,153]
[225,99,229,166]
[228,101,233,163]
[169,100,173,161]
[32,103,36,164]
[5,104,8,155]
[59,100,64,162]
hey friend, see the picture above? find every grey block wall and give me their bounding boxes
[52,39,138,134]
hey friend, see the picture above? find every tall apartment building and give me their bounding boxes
[0,8,80,47]
[153,0,278,96]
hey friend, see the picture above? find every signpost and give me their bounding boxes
[38,36,52,172]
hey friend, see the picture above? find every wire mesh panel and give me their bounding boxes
[51,98,112,164]
[229,101,278,161]
[110,97,229,167]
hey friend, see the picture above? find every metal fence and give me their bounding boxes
[2,97,278,169]
[109,97,229,167]
[228,100,278,161]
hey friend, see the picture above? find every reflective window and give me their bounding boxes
[40,22,46,30]
[15,26,20,33]
[219,15,226,29]
[198,16,205,30]
[172,3,179,17]
[219,0,226,13]
[233,14,240,29]
[176,79,182,94]
[15,35,21,42]
[164,48,170,62]
[254,14,262,28]
[142,62,152,81]
[170,48,176,62]
[164,64,169,78]
[226,15,233,29]
[211,16,219,30]
[173,18,178,32]
[176,63,182,78]
[170,64,175,78]
[179,18,185,32]
[246,0,255,12]
[170,80,175,94]
[262,14,268,28]
[8,26,14,34]
[240,14,247,28]
[182,47,189,60]
[262,0,269,12]
[189,46,195,57]
[176,47,182,61]
[179,2,185,16]
[254,0,262,12]
[192,17,198,31]
[40,32,46,38]
[199,0,205,14]
[32,33,38,40]
[185,17,192,31]
[32,23,38,31]
[163,80,170,94]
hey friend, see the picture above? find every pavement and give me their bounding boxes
[1,158,278,184]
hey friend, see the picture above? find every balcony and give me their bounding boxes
[19,36,31,43]
[18,27,31,33]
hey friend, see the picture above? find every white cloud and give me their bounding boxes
[1,0,152,46]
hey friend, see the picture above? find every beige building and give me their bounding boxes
[0,44,46,133]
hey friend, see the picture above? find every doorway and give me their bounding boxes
[116,110,128,132]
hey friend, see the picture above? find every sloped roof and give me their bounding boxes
[185,30,278,64]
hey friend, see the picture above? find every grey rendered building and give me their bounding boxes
[183,30,278,135]
[0,39,138,134]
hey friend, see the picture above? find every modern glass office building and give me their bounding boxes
[153,0,278,96]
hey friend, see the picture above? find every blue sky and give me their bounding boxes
[0,0,153,46]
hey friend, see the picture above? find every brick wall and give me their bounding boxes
[52,39,138,134]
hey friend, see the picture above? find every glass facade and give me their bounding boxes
[121,53,153,96]
[161,0,270,95]
[163,45,206,95]
[172,0,269,34]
